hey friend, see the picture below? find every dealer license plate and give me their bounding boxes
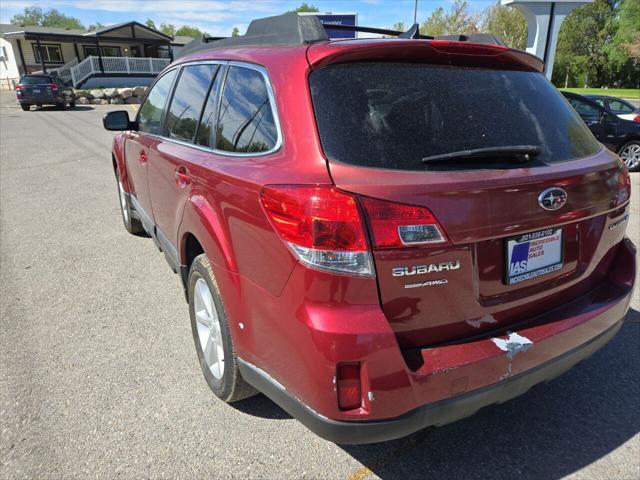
[506,228,563,285]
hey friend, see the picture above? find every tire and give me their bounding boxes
[115,169,145,235]
[20,104,30,111]
[188,254,257,403]
[56,101,66,110]
[70,100,76,108]
[619,140,640,172]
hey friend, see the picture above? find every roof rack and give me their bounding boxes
[325,23,433,40]
[177,13,505,59]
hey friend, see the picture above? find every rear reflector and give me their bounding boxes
[337,364,361,410]
[360,197,447,248]
[260,185,374,276]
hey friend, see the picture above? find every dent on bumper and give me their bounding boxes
[239,319,623,444]
[239,239,635,444]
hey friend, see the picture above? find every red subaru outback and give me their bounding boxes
[103,14,636,444]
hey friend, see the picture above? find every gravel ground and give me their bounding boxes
[1,90,638,479]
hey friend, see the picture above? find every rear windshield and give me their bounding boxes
[310,63,600,170]
[19,76,52,84]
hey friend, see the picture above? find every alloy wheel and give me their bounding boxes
[117,178,129,224]
[194,278,225,379]
[620,143,640,170]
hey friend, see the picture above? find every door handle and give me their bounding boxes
[175,166,191,187]
[139,150,148,165]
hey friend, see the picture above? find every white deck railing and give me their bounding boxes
[70,56,171,87]
[51,57,79,83]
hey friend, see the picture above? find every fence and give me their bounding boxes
[69,56,171,87]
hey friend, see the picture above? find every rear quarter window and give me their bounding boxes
[310,63,600,171]
[215,66,278,153]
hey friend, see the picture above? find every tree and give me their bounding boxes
[145,19,157,30]
[609,0,640,62]
[11,6,84,29]
[87,22,105,32]
[552,0,618,87]
[392,21,405,32]
[175,25,203,38]
[420,0,479,36]
[480,1,527,49]
[287,2,319,14]
[231,27,240,37]
[159,22,176,36]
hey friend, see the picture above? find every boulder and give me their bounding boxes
[133,86,147,97]
[124,96,142,104]
[120,88,133,99]
[110,97,124,104]
[103,88,119,98]
[90,98,109,105]
[76,97,90,105]
[90,89,105,99]
[74,90,93,99]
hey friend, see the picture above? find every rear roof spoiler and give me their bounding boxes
[177,13,507,58]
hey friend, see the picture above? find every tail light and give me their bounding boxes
[48,83,58,91]
[260,185,373,276]
[632,115,640,123]
[360,197,448,248]
[337,364,361,410]
[616,164,631,206]
[15,84,23,90]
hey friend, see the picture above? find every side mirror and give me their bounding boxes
[103,110,136,131]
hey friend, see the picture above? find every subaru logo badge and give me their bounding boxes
[538,187,568,211]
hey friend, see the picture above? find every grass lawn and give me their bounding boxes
[559,87,640,100]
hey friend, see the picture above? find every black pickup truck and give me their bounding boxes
[15,74,76,111]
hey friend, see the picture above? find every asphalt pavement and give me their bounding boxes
[1,90,639,479]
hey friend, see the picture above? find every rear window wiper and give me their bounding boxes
[421,145,542,165]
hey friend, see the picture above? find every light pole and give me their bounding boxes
[413,0,418,25]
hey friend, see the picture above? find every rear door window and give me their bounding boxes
[567,96,601,123]
[196,68,225,147]
[165,64,220,143]
[310,63,600,171]
[138,69,177,135]
[215,66,278,153]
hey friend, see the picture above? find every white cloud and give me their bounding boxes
[1,0,282,23]
[0,0,280,14]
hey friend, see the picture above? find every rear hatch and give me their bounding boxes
[308,44,630,348]
[17,75,56,101]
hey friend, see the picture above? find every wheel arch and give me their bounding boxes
[178,193,239,299]
[617,136,640,152]
[111,134,131,190]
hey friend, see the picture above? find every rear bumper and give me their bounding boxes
[17,94,62,104]
[239,318,623,444]
[238,238,636,444]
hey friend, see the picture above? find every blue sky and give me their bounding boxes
[0,0,495,37]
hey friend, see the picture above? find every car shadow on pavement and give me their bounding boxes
[340,308,640,480]
[30,106,94,112]
[231,392,292,420]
